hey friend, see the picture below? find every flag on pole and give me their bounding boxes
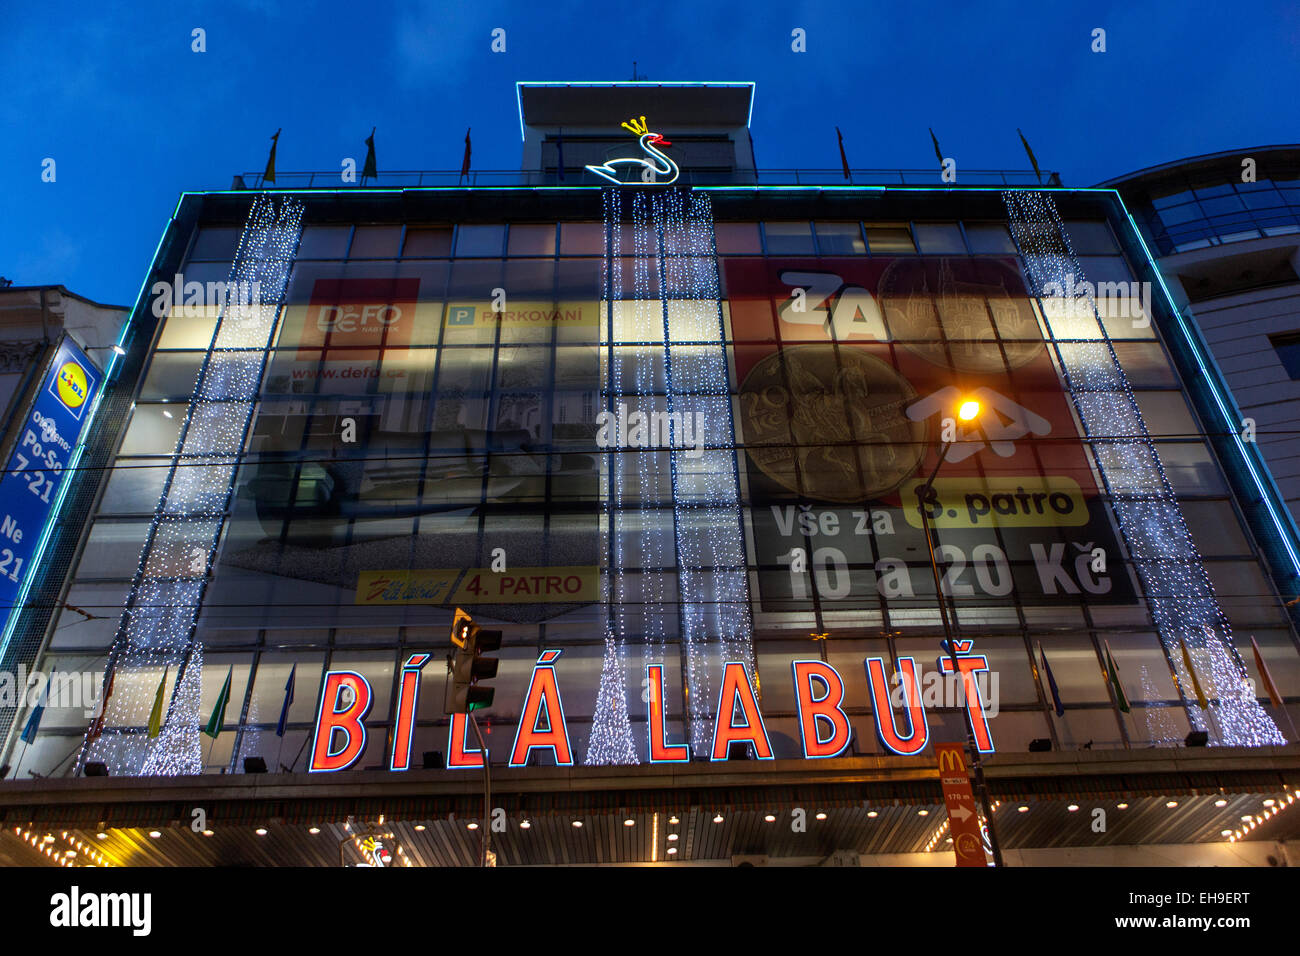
[836,126,850,180]
[460,127,472,180]
[87,661,115,742]
[204,667,233,739]
[263,129,281,185]
[147,665,169,738]
[928,127,945,167]
[276,664,296,737]
[362,127,378,183]
[1038,642,1065,717]
[20,678,48,745]
[1103,641,1130,713]
[1251,635,1284,707]
[1017,128,1042,184]
[556,127,565,181]
[1179,640,1209,708]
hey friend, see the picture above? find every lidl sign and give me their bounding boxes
[0,337,102,660]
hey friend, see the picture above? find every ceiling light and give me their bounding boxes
[111,344,126,356]
[917,809,929,816]
[623,819,635,827]
[763,814,776,822]
[1221,830,1232,837]
[1215,799,1228,807]
[1116,802,1128,809]
[1263,799,1276,807]
[308,827,321,834]
[1067,805,1079,812]
[413,824,425,832]
[148,831,161,838]
[667,847,677,855]
[668,816,679,825]
[668,834,678,841]
[466,822,479,830]
[712,814,723,824]
[255,828,267,836]
[96,833,107,840]
[571,820,583,828]
[1166,801,1178,808]
[520,820,531,830]
[202,829,213,837]
[867,811,878,818]
[815,812,827,821]
[1017,806,1029,813]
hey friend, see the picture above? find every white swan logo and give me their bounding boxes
[584,115,679,186]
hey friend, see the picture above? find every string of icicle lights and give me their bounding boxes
[79,196,305,776]
[1002,190,1283,746]
[586,188,756,764]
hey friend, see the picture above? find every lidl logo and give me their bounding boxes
[447,306,476,326]
[55,361,88,409]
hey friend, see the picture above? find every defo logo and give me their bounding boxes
[315,303,403,333]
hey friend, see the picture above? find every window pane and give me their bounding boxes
[814,221,865,255]
[964,222,1017,253]
[864,224,915,253]
[99,457,170,514]
[75,521,151,578]
[297,226,351,259]
[507,224,557,257]
[912,222,965,254]
[714,222,761,254]
[139,350,203,400]
[349,226,402,258]
[1181,500,1251,556]
[119,404,184,456]
[189,226,239,261]
[1064,221,1119,254]
[403,228,452,257]
[763,222,814,255]
[455,224,505,257]
[156,307,219,350]
[1134,390,1198,437]
[560,222,604,255]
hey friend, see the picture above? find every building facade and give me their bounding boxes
[1100,145,1300,530]
[0,86,1297,866]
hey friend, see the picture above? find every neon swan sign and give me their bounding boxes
[584,116,679,186]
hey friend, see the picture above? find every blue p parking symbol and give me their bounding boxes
[448,306,476,326]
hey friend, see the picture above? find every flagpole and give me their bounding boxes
[276,732,286,772]
[285,734,311,773]
[11,740,30,779]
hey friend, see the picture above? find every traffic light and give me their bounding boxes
[446,607,501,714]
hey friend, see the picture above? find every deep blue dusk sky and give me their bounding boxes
[2,0,1296,307]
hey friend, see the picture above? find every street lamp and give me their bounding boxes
[915,396,1005,867]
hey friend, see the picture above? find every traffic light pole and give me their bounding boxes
[469,712,491,867]
[918,440,1005,868]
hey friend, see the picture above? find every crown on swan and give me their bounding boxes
[621,116,649,135]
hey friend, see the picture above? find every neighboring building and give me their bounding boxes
[0,284,126,436]
[1098,146,1300,532]
[0,86,1297,867]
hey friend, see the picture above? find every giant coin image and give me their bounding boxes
[739,345,927,502]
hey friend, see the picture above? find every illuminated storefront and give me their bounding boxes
[1,83,1297,865]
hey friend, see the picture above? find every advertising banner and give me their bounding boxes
[0,337,103,654]
[723,256,1134,610]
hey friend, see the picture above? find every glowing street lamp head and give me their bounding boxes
[957,399,981,422]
